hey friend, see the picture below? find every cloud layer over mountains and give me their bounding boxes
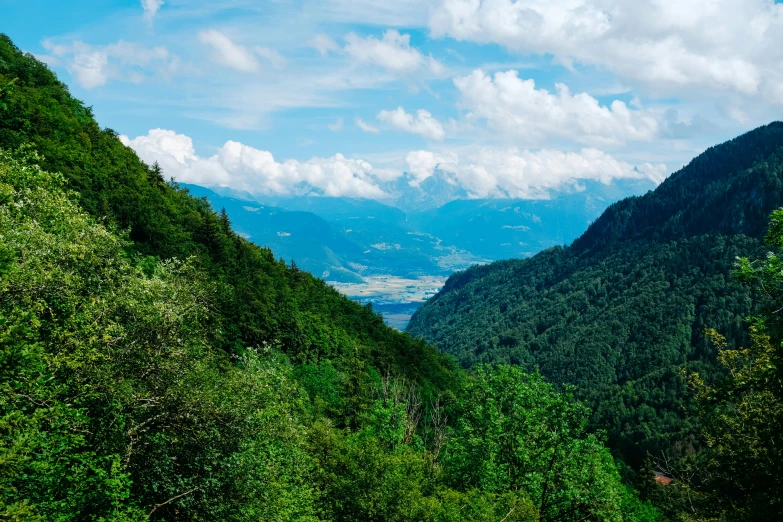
[122,129,665,201]
[121,129,387,198]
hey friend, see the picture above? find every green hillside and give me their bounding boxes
[0,35,658,520]
[409,123,783,465]
[0,33,461,389]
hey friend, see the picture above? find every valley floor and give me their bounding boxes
[328,274,446,329]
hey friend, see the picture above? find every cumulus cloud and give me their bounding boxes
[355,118,380,134]
[344,30,445,76]
[429,0,783,103]
[119,130,666,201]
[405,147,667,198]
[141,0,163,20]
[377,107,446,141]
[454,70,659,146]
[41,39,176,89]
[198,30,285,72]
[405,150,458,186]
[121,129,390,198]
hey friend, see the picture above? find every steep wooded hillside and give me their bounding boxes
[0,33,455,392]
[409,123,783,464]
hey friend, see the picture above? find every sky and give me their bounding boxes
[4,0,783,201]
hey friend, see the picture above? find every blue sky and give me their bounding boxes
[4,0,783,200]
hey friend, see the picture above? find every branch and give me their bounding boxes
[147,488,197,518]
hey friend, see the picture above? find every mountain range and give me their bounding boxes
[182,176,657,286]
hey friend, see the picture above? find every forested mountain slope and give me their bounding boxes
[0,35,658,520]
[0,33,454,389]
[408,123,783,464]
[575,122,783,250]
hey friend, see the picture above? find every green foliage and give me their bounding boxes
[411,235,763,465]
[0,150,656,519]
[0,150,320,520]
[0,34,659,521]
[0,33,457,397]
[444,366,659,522]
[689,326,783,520]
[655,209,783,521]
[0,150,144,520]
[410,123,783,465]
[0,77,16,110]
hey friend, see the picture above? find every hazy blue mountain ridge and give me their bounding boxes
[182,174,656,285]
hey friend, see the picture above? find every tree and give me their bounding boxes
[443,365,659,522]
[0,77,16,110]
[676,209,783,520]
[653,209,783,520]
[0,151,321,520]
[149,161,165,189]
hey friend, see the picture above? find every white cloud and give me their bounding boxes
[356,118,380,134]
[198,30,260,72]
[405,150,458,186]
[41,39,176,89]
[429,0,783,103]
[454,69,659,146]
[68,49,109,89]
[198,30,286,72]
[311,33,340,56]
[372,167,405,182]
[406,147,666,198]
[328,117,344,132]
[121,129,391,198]
[635,162,668,185]
[344,30,445,76]
[377,106,446,141]
[254,46,286,68]
[141,0,163,20]
[119,130,667,202]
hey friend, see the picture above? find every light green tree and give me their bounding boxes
[0,150,322,520]
[673,208,783,520]
[444,365,660,522]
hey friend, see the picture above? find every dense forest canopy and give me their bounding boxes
[408,123,783,466]
[0,34,660,520]
[2,31,782,521]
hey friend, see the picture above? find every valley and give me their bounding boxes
[328,274,447,329]
[5,0,783,516]
[183,179,654,328]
